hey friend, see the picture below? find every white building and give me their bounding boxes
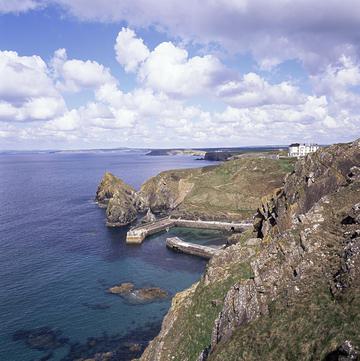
[288,143,319,158]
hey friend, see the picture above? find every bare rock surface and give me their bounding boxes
[108,283,168,304]
[95,172,146,226]
[140,209,156,224]
[108,282,134,294]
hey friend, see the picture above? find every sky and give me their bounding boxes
[0,1,360,150]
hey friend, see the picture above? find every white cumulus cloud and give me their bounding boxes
[115,28,150,73]
[46,0,360,72]
[51,48,117,92]
[0,51,66,122]
[115,28,230,97]
[217,73,304,107]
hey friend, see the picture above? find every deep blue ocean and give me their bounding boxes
[0,151,225,361]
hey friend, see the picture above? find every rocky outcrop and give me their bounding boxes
[105,194,138,227]
[141,209,156,224]
[108,283,168,304]
[204,151,235,161]
[96,156,294,227]
[95,172,146,226]
[139,282,199,361]
[202,140,360,360]
[95,169,197,226]
[138,138,360,361]
[138,169,197,214]
[254,139,360,238]
[95,172,134,206]
[108,282,134,294]
[323,341,359,361]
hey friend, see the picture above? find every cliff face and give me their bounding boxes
[254,139,360,238]
[139,139,360,361]
[96,157,294,226]
[138,168,201,214]
[139,157,294,221]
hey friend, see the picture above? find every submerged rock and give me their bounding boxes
[62,324,161,361]
[12,326,69,351]
[108,283,168,304]
[131,288,168,303]
[82,302,111,310]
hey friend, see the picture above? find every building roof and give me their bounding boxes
[289,143,300,147]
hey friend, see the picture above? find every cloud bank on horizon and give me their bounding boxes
[0,0,359,149]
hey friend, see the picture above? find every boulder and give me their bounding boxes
[141,209,156,224]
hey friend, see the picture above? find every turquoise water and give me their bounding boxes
[155,227,228,247]
[0,151,224,361]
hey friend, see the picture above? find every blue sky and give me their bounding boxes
[0,0,360,149]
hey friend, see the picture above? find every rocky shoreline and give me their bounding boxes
[137,138,360,361]
[92,141,360,360]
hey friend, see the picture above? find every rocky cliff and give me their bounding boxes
[138,168,202,215]
[95,172,146,226]
[96,157,294,226]
[138,139,360,361]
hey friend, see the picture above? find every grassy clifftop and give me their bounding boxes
[140,157,295,221]
[96,154,294,227]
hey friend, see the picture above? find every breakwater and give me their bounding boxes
[126,217,252,244]
[166,237,224,259]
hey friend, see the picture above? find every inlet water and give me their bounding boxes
[0,151,224,361]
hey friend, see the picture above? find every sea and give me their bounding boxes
[0,150,226,361]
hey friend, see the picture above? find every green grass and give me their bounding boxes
[176,157,294,220]
[209,279,360,361]
[278,158,296,173]
[162,260,255,361]
[140,156,295,222]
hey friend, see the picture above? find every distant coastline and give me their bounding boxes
[146,146,287,160]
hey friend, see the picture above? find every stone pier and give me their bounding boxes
[126,217,252,244]
[166,237,224,259]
